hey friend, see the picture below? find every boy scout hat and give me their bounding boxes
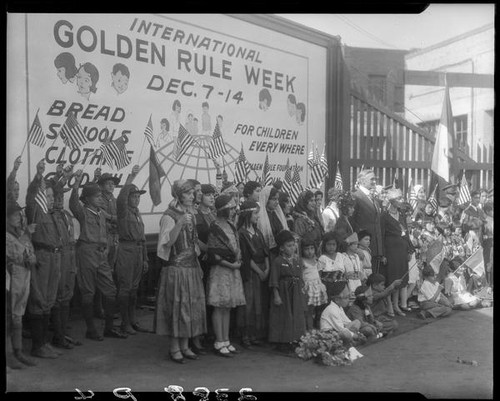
[80,183,102,201]
[98,173,120,186]
[345,232,359,244]
[129,184,146,195]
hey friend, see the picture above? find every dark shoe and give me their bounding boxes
[191,344,208,355]
[121,324,137,336]
[131,323,151,333]
[65,335,83,346]
[241,339,253,349]
[14,350,38,366]
[169,350,186,364]
[181,348,199,360]
[31,346,58,359]
[104,328,128,339]
[85,330,104,341]
[52,337,74,349]
[214,346,233,358]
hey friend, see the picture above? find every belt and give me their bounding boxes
[33,243,61,253]
[77,241,107,252]
[120,240,145,246]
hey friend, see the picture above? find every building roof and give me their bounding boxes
[406,23,494,59]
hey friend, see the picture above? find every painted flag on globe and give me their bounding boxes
[208,122,227,159]
[427,184,439,213]
[59,113,88,150]
[334,161,343,191]
[290,163,303,206]
[149,145,165,206]
[456,171,471,206]
[174,124,195,162]
[35,187,48,214]
[28,111,46,148]
[282,158,292,195]
[234,144,251,184]
[459,246,485,277]
[262,153,272,186]
[144,115,155,148]
[100,136,131,170]
[431,85,454,183]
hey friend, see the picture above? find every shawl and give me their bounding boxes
[207,218,240,265]
[257,186,288,250]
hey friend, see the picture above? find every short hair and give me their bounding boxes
[112,63,130,78]
[357,229,372,241]
[79,62,99,93]
[483,202,493,214]
[366,273,385,287]
[321,231,341,254]
[187,179,201,187]
[259,88,272,105]
[54,52,77,79]
[269,186,279,200]
[287,94,297,105]
[172,99,181,111]
[202,101,209,108]
[314,190,323,197]
[243,181,260,198]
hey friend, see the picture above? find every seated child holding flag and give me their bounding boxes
[443,258,481,310]
[417,266,453,319]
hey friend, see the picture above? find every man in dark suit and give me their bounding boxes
[349,169,385,273]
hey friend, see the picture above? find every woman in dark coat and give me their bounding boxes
[333,191,355,241]
[292,190,324,253]
[381,188,415,316]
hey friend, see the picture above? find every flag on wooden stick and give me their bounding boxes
[408,179,418,211]
[208,122,227,159]
[174,124,195,162]
[35,187,48,214]
[456,171,471,206]
[290,164,303,206]
[100,136,131,170]
[234,144,251,184]
[59,113,88,149]
[143,115,155,147]
[308,145,325,189]
[282,158,292,195]
[334,161,343,191]
[262,153,272,186]
[149,145,165,206]
[28,111,46,148]
[320,144,328,178]
[431,84,454,183]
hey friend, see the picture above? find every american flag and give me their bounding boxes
[262,153,272,186]
[290,163,303,206]
[320,144,328,177]
[144,115,155,147]
[234,144,251,184]
[308,146,324,190]
[456,171,471,206]
[100,136,131,170]
[427,184,439,213]
[282,158,292,195]
[307,143,315,168]
[174,124,195,162]
[59,113,87,149]
[208,123,227,159]
[35,187,48,214]
[408,179,418,211]
[334,161,343,190]
[28,112,46,148]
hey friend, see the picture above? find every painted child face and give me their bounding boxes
[324,239,337,255]
[281,240,296,257]
[57,67,68,84]
[287,99,296,117]
[76,67,92,95]
[358,235,371,248]
[302,245,316,259]
[250,209,260,225]
[111,71,129,94]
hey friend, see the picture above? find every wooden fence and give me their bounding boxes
[340,85,493,195]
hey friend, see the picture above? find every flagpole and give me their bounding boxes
[399,257,420,282]
[20,108,40,159]
[137,136,147,165]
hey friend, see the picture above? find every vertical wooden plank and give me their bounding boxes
[404,127,410,165]
[359,99,365,166]
[365,105,372,162]
[380,112,385,162]
[411,128,417,163]
[392,120,398,161]
[352,97,358,160]
[372,109,378,161]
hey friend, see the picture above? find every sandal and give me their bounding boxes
[104,328,128,339]
[181,348,199,360]
[213,346,233,358]
[169,350,186,364]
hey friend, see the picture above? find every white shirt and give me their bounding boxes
[322,203,340,232]
[320,301,354,339]
[318,253,346,273]
[157,215,175,262]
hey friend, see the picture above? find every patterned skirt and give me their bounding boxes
[303,278,328,306]
[207,264,246,308]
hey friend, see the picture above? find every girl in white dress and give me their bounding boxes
[317,232,347,284]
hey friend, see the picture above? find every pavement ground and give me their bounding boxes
[5,306,493,398]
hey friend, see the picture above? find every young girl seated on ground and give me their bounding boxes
[417,266,453,319]
[366,274,400,334]
[300,234,328,330]
[356,230,373,281]
[320,281,365,346]
[443,258,481,310]
[347,285,385,341]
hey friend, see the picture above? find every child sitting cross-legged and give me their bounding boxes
[417,266,453,319]
[347,285,386,341]
[366,274,400,335]
[443,258,481,310]
[320,280,366,346]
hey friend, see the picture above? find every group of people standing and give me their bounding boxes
[6,157,493,369]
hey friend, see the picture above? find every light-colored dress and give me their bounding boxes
[302,258,328,306]
[444,273,479,306]
[343,252,364,296]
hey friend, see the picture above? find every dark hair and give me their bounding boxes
[325,280,348,298]
[172,99,181,111]
[301,233,316,251]
[471,190,481,198]
[202,101,209,108]
[54,52,77,80]
[314,190,323,197]
[279,191,290,210]
[287,94,297,105]
[357,229,372,241]
[160,118,170,130]
[79,62,99,93]
[366,273,386,287]
[259,88,272,106]
[269,187,279,200]
[321,231,340,254]
[237,200,259,230]
[112,63,130,78]
[187,179,201,187]
[483,202,493,214]
[338,191,355,215]
[243,181,260,198]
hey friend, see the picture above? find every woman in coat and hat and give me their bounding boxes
[156,180,207,363]
[380,188,414,316]
[292,190,324,253]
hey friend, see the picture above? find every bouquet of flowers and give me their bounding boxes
[295,329,353,367]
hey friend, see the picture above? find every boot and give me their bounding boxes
[119,295,136,335]
[30,315,57,359]
[130,295,149,332]
[6,322,25,369]
[43,314,63,356]
[103,296,127,339]
[81,302,103,341]
[51,305,73,349]
[11,317,37,366]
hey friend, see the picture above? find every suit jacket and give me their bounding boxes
[349,188,384,257]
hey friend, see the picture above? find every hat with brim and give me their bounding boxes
[345,232,359,244]
[171,180,194,199]
[80,183,102,201]
[98,173,120,186]
[129,184,146,195]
